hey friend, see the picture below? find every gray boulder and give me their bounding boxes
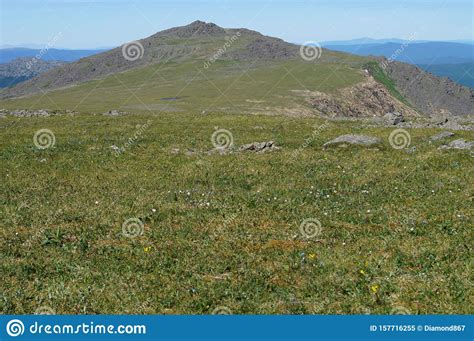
[430,131,454,141]
[238,141,280,153]
[383,112,404,125]
[434,117,464,131]
[438,139,473,150]
[323,134,382,148]
[103,110,127,116]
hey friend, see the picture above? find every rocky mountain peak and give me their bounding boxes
[157,20,227,38]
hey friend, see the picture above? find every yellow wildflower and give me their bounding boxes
[144,246,152,253]
[359,269,365,275]
[370,284,379,294]
[308,253,316,260]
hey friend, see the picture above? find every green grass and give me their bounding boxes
[1,112,472,314]
[365,62,412,107]
[0,57,365,115]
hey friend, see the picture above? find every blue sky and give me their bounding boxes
[1,0,473,48]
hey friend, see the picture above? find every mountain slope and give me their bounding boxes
[0,21,304,100]
[0,21,472,117]
[381,60,474,116]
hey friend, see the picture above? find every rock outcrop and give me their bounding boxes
[323,134,382,148]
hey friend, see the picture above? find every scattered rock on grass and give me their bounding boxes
[176,141,281,156]
[8,109,52,117]
[435,117,464,131]
[238,141,280,153]
[0,109,79,117]
[430,131,455,141]
[323,134,381,148]
[103,109,127,116]
[438,139,473,150]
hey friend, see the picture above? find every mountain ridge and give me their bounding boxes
[0,21,303,100]
[0,21,472,117]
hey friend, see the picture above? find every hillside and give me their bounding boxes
[382,60,474,116]
[0,21,473,118]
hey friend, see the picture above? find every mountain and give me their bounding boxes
[0,48,107,63]
[0,57,67,88]
[324,41,474,88]
[323,42,474,65]
[0,21,472,117]
[320,38,425,46]
[321,38,474,46]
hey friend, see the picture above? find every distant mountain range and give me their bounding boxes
[322,41,474,88]
[322,42,473,64]
[0,58,67,88]
[320,38,474,46]
[0,48,106,64]
[0,48,107,88]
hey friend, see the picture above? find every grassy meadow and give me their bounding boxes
[0,55,365,115]
[1,111,472,314]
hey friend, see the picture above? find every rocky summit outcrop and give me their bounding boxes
[228,37,299,61]
[155,20,227,38]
